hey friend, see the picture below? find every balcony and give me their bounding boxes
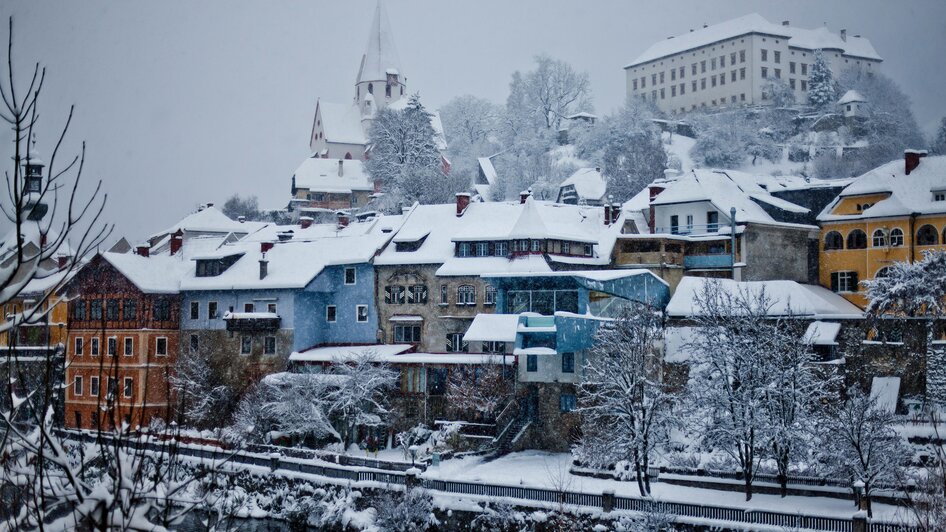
[224,311,281,332]
[683,254,733,269]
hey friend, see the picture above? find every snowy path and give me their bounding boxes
[425,451,910,521]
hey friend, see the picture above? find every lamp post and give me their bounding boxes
[408,444,419,467]
[852,479,865,509]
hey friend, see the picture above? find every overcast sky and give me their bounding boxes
[3,0,945,242]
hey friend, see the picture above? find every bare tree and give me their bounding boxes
[325,352,398,448]
[445,364,513,422]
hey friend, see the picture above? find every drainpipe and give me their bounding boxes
[730,207,737,280]
[909,212,919,264]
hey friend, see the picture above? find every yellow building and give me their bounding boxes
[818,151,946,307]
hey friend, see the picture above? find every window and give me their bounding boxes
[700,60,706,73]
[583,244,593,257]
[494,241,508,256]
[700,78,706,90]
[207,301,217,319]
[123,377,133,398]
[90,376,100,397]
[440,285,448,305]
[740,67,746,80]
[75,337,84,356]
[264,336,276,355]
[691,63,696,76]
[526,354,537,372]
[761,49,767,61]
[671,86,676,97]
[74,376,83,396]
[830,271,859,293]
[641,76,645,88]
[240,336,251,354]
[740,50,746,62]
[720,55,725,68]
[801,63,808,75]
[90,337,99,356]
[917,224,939,246]
[790,61,796,74]
[686,215,694,232]
[561,241,571,255]
[633,79,637,90]
[825,231,844,251]
[730,52,736,65]
[189,334,198,353]
[692,80,697,92]
[671,68,676,81]
[326,305,337,322]
[711,58,716,70]
[774,68,781,79]
[660,88,665,99]
[846,229,867,250]
[876,267,892,279]
[680,83,685,95]
[90,300,102,320]
[106,299,119,320]
[731,70,736,82]
[344,267,356,285]
[394,324,421,343]
[190,301,199,320]
[562,352,575,373]
[790,79,796,90]
[560,393,577,413]
[475,242,489,257]
[670,215,679,234]
[404,366,426,393]
[446,333,468,353]
[711,75,716,87]
[457,285,476,306]
[889,228,904,247]
[73,300,86,320]
[651,73,657,85]
[531,240,542,253]
[124,337,134,356]
[482,341,505,353]
[243,303,254,313]
[408,284,428,304]
[761,67,768,79]
[679,66,684,78]
[801,80,807,91]
[774,51,781,64]
[385,285,406,304]
[123,299,136,320]
[262,302,275,315]
[872,229,887,248]
[935,193,946,202]
[356,305,368,322]
[707,211,719,232]
[153,299,171,321]
[484,285,497,306]
[156,337,168,356]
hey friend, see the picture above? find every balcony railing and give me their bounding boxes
[683,254,734,269]
[224,312,281,332]
[653,223,729,236]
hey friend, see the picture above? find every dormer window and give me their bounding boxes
[934,191,946,202]
[195,254,243,277]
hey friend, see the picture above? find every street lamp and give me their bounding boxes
[852,479,865,509]
[408,444,419,467]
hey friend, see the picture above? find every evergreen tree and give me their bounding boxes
[933,117,946,154]
[807,50,836,109]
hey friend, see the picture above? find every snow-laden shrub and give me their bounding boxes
[470,502,526,532]
[373,488,438,531]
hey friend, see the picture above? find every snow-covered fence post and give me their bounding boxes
[601,490,615,513]
[852,511,868,532]
[405,467,421,490]
[269,452,281,471]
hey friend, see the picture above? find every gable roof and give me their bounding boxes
[317,101,368,146]
[667,276,863,318]
[293,157,373,193]
[818,155,946,221]
[558,167,607,203]
[148,206,264,244]
[356,0,403,84]
[100,252,190,294]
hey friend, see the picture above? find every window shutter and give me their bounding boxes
[830,272,839,292]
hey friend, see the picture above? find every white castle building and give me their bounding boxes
[624,14,882,114]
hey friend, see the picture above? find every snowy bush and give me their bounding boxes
[372,488,438,531]
[470,502,527,532]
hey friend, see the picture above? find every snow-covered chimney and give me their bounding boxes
[207,202,214,208]
[905,149,928,175]
[238,215,246,223]
[300,216,313,229]
[455,193,471,216]
[259,257,268,280]
[136,245,150,257]
[338,160,344,177]
[782,20,790,26]
[840,29,847,41]
[170,230,184,255]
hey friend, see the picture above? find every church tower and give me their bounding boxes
[355,0,405,116]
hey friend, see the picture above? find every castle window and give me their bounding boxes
[824,231,843,250]
[846,229,867,250]
[917,224,939,246]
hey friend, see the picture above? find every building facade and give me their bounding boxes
[624,14,881,114]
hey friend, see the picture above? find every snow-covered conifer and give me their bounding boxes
[807,50,836,109]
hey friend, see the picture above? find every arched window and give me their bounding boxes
[344,152,352,160]
[917,224,939,246]
[824,231,844,250]
[367,83,373,94]
[457,285,476,306]
[875,266,892,279]
[871,229,886,248]
[889,228,904,247]
[846,229,867,250]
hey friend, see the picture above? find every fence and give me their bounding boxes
[58,430,918,532]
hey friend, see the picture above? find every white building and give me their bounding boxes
[624,14,882,114]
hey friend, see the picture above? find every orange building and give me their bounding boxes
[64,252,184,430]
[818,151,946,307]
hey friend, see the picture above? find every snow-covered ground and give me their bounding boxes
[425,451,908,521]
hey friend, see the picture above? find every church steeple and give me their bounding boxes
[355,0,405,113]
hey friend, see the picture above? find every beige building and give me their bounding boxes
[624,13,881,114]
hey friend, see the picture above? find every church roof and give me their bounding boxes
[317,101,368,145]
[356,1,403,85]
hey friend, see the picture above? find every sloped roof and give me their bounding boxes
[667,276,863,318]
[149,206,263,242]
[838,90,866,105]
[356,0,403,84]
[559,167,607,203]
[317,101,368,145]
[818,155,946,221]
[293,157,373,193]
[101,252,190,294]
[627,13,881,67]
[477,157,498,186]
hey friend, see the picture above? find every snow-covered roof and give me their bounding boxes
[149,206,263,242]
[477,157,498,186]
[100,252,191,294]
[436,255,551,277]
[667,276,864,318]
[559,167,607,203]
[290,344,413,362]
[870,376,900,414]
[818,155,946,221]
[356,1,403,84]
[805,321,842,345]
[293,157,373,194]
[566,112,598,120]
[650,169,812,226]
[463,314,521,342]
[317,101,368,145]
[626,13,881,67]
[838,90,866,105]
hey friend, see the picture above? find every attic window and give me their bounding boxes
[196,254,242,277]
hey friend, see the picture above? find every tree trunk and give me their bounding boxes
[634,449,646,496]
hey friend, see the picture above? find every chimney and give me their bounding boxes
[136,246,150,257]
[170,230,184,255]
[259,258,268,280]
[207,202,214,208]
[455,192,471,216]
[338,160,344,177]
[702,23,708,28]
[300,216,313,229]
[277,230,294,242]
[519,188,532,204]
[904,149,928,175]
[260,241,274,254]
[197,204,205,212]
[840,29,847,41]
[337,211,350,229]
[648,186,665,233]
[782,20,790,26]
[238,215,246,223]
[609,194,619,223]
[604,204,612,226]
